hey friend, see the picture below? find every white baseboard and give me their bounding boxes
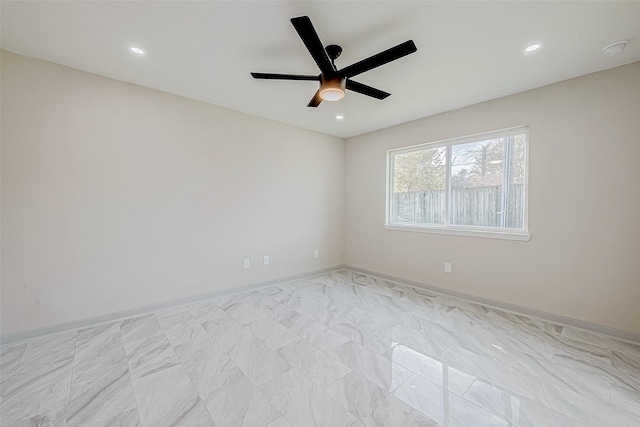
[0,265,344,346]
[5,264,638,346]
[346,265,640,344]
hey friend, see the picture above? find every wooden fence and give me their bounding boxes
[393,185,524,228]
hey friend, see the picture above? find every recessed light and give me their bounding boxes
[525,43,541,52]
[602,40,629,56]
[130,46,145,55]
[336,115,344,120]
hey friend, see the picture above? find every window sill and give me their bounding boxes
[383,224,531,241]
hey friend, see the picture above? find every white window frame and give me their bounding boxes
[385,127,531,241]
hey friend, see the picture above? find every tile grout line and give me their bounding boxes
[459,377,476,397]
[535,380,604,427]
[436,343,451,360]
[117,321,145,426]
[152,310,227,425]
[125,350,144,426]
[392,371,416,392]
[455,385,513,426]
[6,343,28,383]
[61,331,79,427]
[191,307,288,424]
[533,378,544,402]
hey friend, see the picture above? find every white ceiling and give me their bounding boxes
[2,1,639,139]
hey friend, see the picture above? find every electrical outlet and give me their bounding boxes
[444,262,452,273]
[314,249,319,258]
[263,255,270,266]
[243,259,250,269]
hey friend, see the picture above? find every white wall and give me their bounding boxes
[3,49,639,339]
[1,50,344,336]
[345,62,640,335]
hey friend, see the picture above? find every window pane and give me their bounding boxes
[450,133,526,228]
[506,133,527,228]
[392,147,446,224]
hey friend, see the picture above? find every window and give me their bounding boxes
[386,127,529,240]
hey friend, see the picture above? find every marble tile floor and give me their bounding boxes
[1,269,639,426]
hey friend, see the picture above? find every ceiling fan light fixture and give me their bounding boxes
[319,78,346,102]
[319,88,344,102]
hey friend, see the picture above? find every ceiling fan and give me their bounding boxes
[251,16,417,107]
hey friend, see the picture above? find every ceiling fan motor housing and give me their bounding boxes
[325,44,343,62]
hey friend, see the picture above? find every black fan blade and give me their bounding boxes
[290,16,335,76]
[251,73,320,81]
[346,80,391,100]
[339,40,417,78]
[307,90,323,107]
